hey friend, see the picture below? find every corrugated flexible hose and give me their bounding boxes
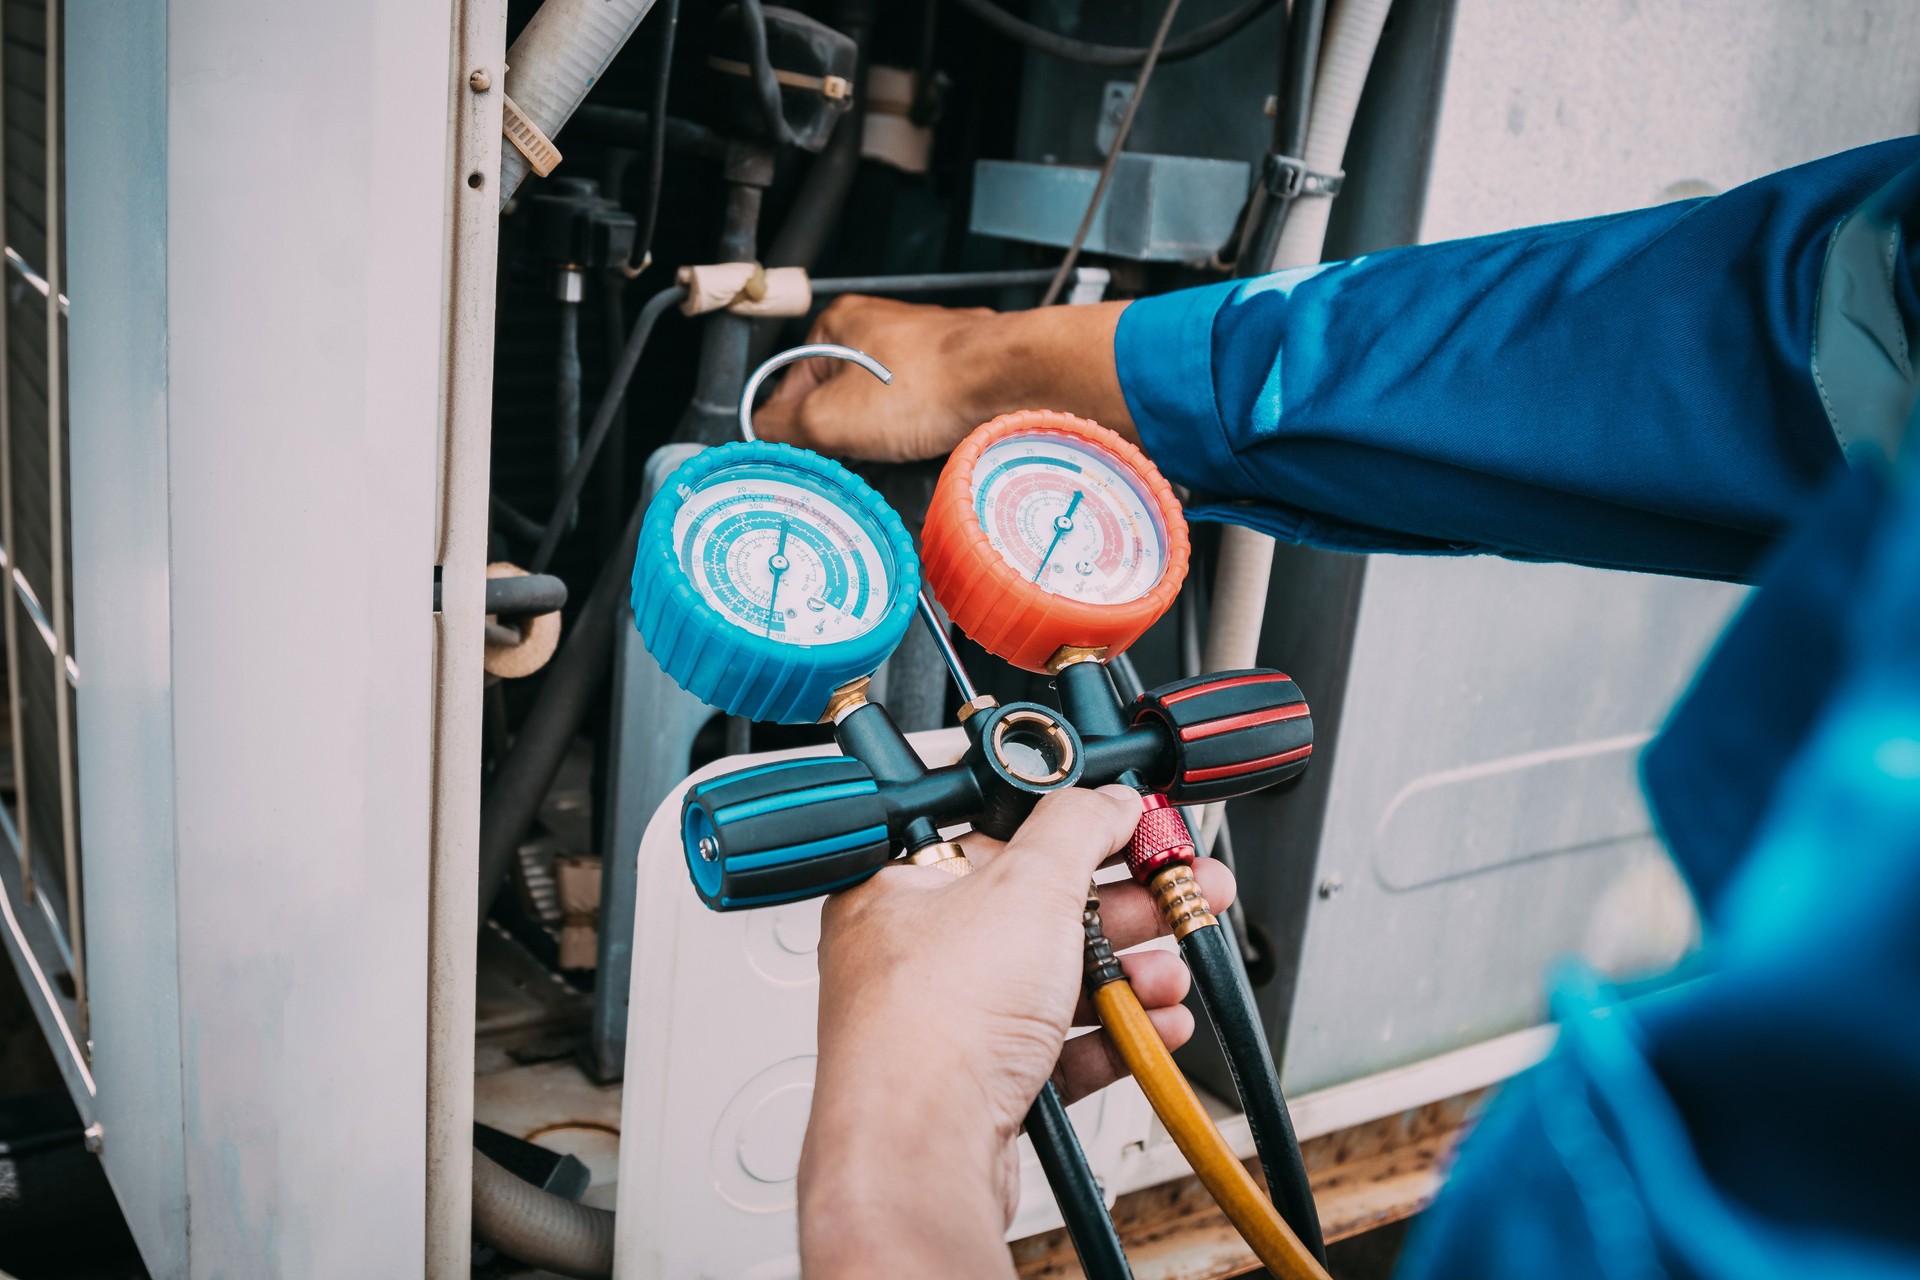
[472,1148,616,1280]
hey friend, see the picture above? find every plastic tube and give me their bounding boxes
[498,0,663,207]
[1092,981,1330,1280]
[471,1148,615,1279]
[1199,0,1393,849]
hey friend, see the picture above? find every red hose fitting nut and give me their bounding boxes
[1126,793,1196,885]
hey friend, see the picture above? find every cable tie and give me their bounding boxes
[706,56,852,100]
[500,93,562,178]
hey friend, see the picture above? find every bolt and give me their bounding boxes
[469,68,491,93]
[1317,875,1343,900]
[699,836,720,863]
[83,1122,104,1154]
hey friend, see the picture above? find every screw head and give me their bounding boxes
[1317,875,1343,900]
[699,836,720,863]
[469,68,491,93]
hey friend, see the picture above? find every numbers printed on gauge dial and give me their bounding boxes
[970,431,1168,604]
[672,470,895,646]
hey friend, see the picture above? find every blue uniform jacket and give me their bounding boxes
[1114,138,1920,1278]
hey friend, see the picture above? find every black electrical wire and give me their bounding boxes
[531,284,687,574]
[1182,920,1327,1264]
[565,105,726,161]
[1039,0,1183,307]
[491,495,548,545]
[950,0,1280,68]
[633,0,682,272]
[1028,1084,1134,1279]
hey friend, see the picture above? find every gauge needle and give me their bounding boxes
[1032,490,1082,583]
[766,521,792,637]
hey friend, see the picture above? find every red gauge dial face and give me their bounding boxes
[968,430,1168,605]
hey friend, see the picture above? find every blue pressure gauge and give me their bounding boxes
[632,440,920,723]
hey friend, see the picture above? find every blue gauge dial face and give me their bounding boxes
[671,461,896,647]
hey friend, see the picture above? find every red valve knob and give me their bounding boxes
[1126,793,1196,884]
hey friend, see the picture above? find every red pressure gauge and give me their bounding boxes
[922,410,1190,673]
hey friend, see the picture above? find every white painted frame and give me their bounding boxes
[64,2,461,1273]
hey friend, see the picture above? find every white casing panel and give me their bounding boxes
[612,732,1153,1280]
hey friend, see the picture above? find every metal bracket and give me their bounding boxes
[1261,153,1345,201]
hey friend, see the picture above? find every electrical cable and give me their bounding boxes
[1038,0,1183,307]
[531,284,687,574]
[1091,979,1330,1280]
[1027,1085,1134,1279]
[565,105,727,160]
[632,0,681,274]
[949,0,1280,68]
[491,495,549,545]
[1182,919,1326,1262]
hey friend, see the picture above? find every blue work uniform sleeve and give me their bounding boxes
[1116,137,1920,580]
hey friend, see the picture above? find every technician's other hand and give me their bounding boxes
[799,785,1237,1278]
[755,294,1136,464]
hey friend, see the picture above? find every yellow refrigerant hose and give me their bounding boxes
[1092,980,1332,1280]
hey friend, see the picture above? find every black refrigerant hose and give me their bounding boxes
[1028,1084,1134,1279]
[1052,660,1325,1263]
[1182,920,1327,1263]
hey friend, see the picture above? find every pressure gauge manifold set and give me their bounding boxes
[631,347,1332,1280]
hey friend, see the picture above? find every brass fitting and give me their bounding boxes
[1149,863,1216,940]
[1045,643,1109,674]
[956,693,999,723]
[1082,883,1126,990]
[903,840,972,877]
[819,676,871,725]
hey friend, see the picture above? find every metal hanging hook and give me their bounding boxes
[735,342,980,704]
[738,342,893,443]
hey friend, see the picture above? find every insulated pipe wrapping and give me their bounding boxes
[471,1149,615,1279]
[677,263,813,316]
[1199,0,1393,847]
[1265,0,1393,271]
[498,0,661,207]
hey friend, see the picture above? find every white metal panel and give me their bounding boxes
[66,3,189,1272]
[614,735,1155,1280]
[1281,0,1920,1094]
[158,1,453,1274]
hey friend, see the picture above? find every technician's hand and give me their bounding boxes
[755,295,1137,464]
[798,785,1237,1278]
